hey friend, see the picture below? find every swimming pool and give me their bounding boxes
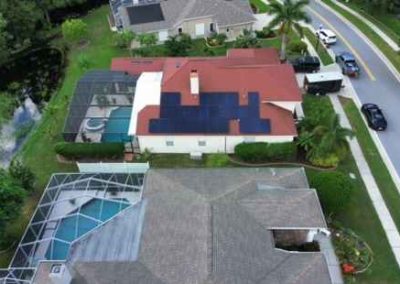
[101,107,132,143]
[46,198,129,260]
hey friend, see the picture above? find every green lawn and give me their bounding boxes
[303,95,400,283]
[341,98,400,233]
[250,0,270,13]
[303,27,334,65]
[322,0,400,73]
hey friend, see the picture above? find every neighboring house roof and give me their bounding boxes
[115,0,256,33]
[71,168,331,284]
[112,48,301,136]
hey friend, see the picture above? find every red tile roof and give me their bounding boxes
[111,49,301,136]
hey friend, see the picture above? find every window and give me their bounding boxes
[178,27,182,34]
[198,140,207,147]
[166,140,174,147]
[210,23,215,33]
[226,28,230,32]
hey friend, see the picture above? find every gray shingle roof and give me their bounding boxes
[118,0,256,33]
[71,168,331,284]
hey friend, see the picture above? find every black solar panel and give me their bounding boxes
[127,4,165,25]
[149,92,271,134]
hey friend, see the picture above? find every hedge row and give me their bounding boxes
[234,142,297,163]
[54,142,125,159]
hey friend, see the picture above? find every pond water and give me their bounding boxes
[0,47,65,167]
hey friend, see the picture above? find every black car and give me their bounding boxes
[361,103,387,131]
[290,56,320,73]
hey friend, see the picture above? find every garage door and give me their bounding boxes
[195,23,205,36]
[158,30,169,42]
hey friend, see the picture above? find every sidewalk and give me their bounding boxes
[330,0,400,52]
[330,94,400,268]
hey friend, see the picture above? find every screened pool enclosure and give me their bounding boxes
[0,172,145,284]
[63,71,138,143]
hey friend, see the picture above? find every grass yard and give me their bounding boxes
[303,27,335,65]
[340,98,400,233]
[250,0,270,13]
[322,0,400,74]
[303,95,400,283]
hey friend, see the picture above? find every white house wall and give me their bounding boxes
[137,135,294,154]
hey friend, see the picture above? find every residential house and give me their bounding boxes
[109,0,256,41]
[111,48,303,154]
[2,167,338,283]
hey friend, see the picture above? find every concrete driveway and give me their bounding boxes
[306,0,400,178]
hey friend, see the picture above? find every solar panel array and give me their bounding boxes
[149,92,271,134]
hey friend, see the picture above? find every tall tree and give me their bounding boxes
[0,0,43,51]
[0,14,9,64]
[267,0,311,61]
[0,170,26,241]
[34,0,87,24]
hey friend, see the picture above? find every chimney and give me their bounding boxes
[190,69,199,95]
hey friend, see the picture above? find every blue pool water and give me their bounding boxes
[101,107,132,143]
[46,199,129,260]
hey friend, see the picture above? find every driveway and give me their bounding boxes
[306,0,400,178]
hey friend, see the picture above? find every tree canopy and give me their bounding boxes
[62,19,88,43]
[0,169,26,241]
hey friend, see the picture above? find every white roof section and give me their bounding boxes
[305,72,343,83]
[129,72,163,135]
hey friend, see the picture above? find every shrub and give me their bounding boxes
[207,33,227,46]
[54,142,125,159]
[234,142,297,162]
[8,159,35,192]
[77,54,90,70]
[288,39,308,55]
[310,172,354,215]
[309,154,340,168]
[112,31,135,49]
[255,27,276,39]
[137,33,157,47]
[61,19,88,44]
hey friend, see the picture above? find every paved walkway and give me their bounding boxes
[330,94,400,267]
[330,0,400,52]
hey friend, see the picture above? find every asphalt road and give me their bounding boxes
[307,0,400,177]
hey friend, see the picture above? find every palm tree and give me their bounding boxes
[267,0,311,61]
[297,114,353,160]
[318,114,354,156]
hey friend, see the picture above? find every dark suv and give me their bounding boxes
[290,56,320,73]
[336,52,360,77]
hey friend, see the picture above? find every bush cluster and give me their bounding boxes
[234,142,297,163]
[55,142,125,159]
[310,172,354,215]
[287,39,308,55]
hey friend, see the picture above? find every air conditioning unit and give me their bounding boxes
[190,152,202,160]
[49,264,72,284]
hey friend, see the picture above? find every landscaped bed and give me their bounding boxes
[330,222,373,275]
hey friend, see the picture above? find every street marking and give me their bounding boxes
[308,7,377,81]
